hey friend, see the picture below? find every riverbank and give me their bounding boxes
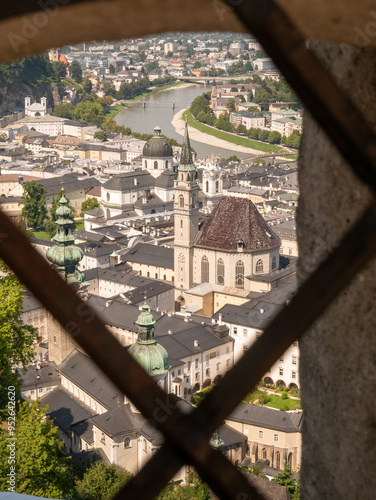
[172,109,289,156]
[106,82,194,119]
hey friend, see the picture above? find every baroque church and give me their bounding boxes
[174,123,283,304]
[100,125,176,219]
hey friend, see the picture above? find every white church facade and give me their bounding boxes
[174,123,282,301]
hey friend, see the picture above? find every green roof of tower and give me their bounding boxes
[128,301,169,376]
[178,120,196,173]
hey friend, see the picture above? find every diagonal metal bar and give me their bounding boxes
[113,442,265,500]
[0,212,264,499]
[117,203,376,499]
[1,1,376,498]
[229,0,376,193]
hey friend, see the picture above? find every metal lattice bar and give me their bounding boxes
[0,0,376,498]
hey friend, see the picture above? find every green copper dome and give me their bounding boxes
[128,342,169,376]
[46,190,88,286]
[128,302,169,376]
[136,302,155,328]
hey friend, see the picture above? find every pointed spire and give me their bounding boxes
[179,120,194,167]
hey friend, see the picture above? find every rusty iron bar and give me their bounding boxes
[118,203,376,499]
[0,0,93,20]
[0,212,265,499]
[229,0,376,192]
[113,443,265,500]
[1,1,376,498]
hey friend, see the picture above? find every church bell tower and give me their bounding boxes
[174,121,199,291]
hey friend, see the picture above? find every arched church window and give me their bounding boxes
[276,451,280,469]
[154,160,158,169]
[201,256,209,283]
[288,453,293,469]
[272,256,277,270]
[206,180,209,193]
[262,448,267,459]
[106,192,110,202]
[165,160,168,169]
[256,259,264,273]
[217,259,225,285]
[235,260,244,289]
[179,195,184,208]
[215,180,219,193]
[191,195,195,208]
[124,437,131,448]
[180,219,183,228]
[144,160,147,168]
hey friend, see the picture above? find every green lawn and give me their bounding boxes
[63,77,82,90]
[264,394,301,411]
[32,230,51,240]
[33,219,84,240]
[184,110,285,154]
[105,103,128,119]
[75,219,84,230]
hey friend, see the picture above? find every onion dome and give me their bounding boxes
[142,124,173,158]
[46,191,87,286]
[210,429,225,449]
[128,302,169,377]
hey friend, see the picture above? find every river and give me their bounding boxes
[115,84,251,160]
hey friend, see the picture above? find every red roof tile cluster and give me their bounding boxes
[196,196,280,251]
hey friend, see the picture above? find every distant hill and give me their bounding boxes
[0,53,62,116]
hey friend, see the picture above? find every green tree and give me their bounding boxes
[109,64,116,74]
[286,132,301,149]
[166,51,173,58]
[225,51,235,59]
[0,400,74,498]
[75,462,132,500]
[268,131,282,144]
[146,61,160,73]
[273,463,299,498]
[0,270,38,409]
[226,97,236,112]
[259,130,270,142]
[158,471,210,500]
[70,60,83,83]
[53,102,76,119]
[237,124,247,135]
[226,155,240,162]
[74,101,105,126]
[102,82,116,96]
[51,61,67,81]
[82,77,93,95]
[81,197,100,216]
[238,465,267,479]
[281,134,287,145]
[193,61,202,69]
[20,181,47,229]
[94,130,108,142]
[190,94,211,118]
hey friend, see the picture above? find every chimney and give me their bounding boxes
[260,308,265,314]
[168,329,172,335]
[218,313,223,326]
[194,340,199,348]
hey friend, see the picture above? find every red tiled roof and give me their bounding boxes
[196,196,280,251]
[0,174,40,183]
[86,186,101,197]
